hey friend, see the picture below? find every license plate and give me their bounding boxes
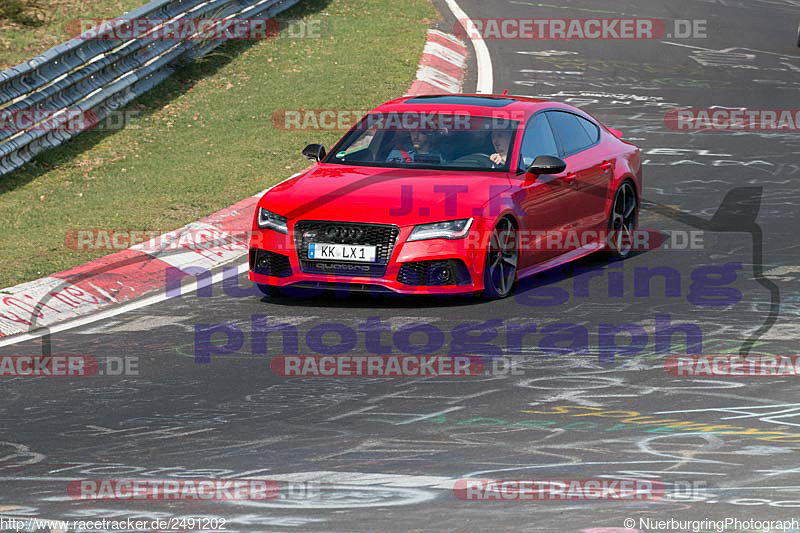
[308,243,377,262]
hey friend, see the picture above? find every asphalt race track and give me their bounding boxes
[2,0,800,531]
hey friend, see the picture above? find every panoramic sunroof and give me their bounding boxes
[404,95,516,107]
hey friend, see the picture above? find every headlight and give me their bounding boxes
[257,208,288,234]
[407,218,473,242]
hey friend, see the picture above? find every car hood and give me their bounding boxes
[259,164,512,225]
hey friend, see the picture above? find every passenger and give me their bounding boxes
[489,129,513,168]
[386,129,445,164]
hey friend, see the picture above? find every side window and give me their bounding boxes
[548,111,593,156]
[578,116,600,143]
[517,114,559,172]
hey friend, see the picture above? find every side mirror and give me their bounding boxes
[302,144,326,162]
[527,155,567,175]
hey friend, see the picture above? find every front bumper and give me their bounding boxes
[248,224,486,295]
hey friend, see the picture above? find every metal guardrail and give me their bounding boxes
[0,0,299,176]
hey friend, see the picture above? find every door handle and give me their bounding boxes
[600,161,612,172]
[564,172,577,184]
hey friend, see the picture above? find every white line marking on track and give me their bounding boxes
[0,260,249,348]
[74,315,194,334]
[394,406,464,425]
[443,0,493,93]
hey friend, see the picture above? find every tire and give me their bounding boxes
[797,22,800,47]
[607,180,638,259]
[256,283,280,297]
[482,217,519,299]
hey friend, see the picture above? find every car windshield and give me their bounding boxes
[324,112,519,172]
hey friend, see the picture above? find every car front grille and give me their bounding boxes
[249,249,292,278]
[397,259,472,286]
[294,221,399,277]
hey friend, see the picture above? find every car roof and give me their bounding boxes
[370,94,571,119]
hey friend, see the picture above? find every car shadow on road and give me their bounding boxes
[261,247,658,310]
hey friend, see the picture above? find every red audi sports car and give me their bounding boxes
[249,94,642,298]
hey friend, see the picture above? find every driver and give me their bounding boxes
[489,129,512,167]
[386,128,444,164]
